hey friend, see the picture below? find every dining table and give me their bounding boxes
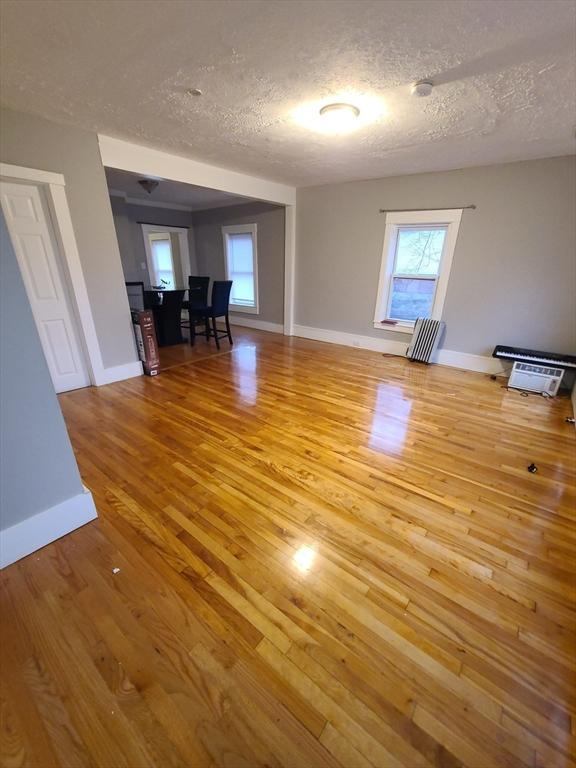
[144,288,186,347]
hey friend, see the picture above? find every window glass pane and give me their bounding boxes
[229,233,254,273]
[395,228,446,275]
[151,239,173,272]
[230,274,255,305]
[389,277,435,321]
[226,231,255,307]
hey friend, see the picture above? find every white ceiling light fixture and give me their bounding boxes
[293,92,385,135]
[411,80,434,97]
[138,178,159,194]
[319,102,360,133]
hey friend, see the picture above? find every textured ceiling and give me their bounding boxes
[1,0,575,187]
[105,168,253,210]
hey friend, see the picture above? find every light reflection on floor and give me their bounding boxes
[292,544,317,574]
[233,344,258,405]
[369,383,412,455]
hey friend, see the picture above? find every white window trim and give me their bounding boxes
[373,209,463,334]
[222,223,259,315]
[140,223,191,289]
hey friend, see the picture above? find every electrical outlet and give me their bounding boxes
[141,262,147,270]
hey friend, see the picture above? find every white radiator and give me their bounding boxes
[406,318,445,363]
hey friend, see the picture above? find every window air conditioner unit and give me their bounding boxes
[508,361,563,396]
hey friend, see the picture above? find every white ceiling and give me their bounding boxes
[105,168,253,211]
[1,0,575,187]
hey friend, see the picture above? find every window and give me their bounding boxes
[222,223,259,314]
[373,209,462,334]
[141,224,191,291]
[148,233,175,289]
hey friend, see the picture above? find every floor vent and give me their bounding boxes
[406,318,445,363]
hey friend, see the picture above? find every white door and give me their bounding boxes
[1,181,90,393]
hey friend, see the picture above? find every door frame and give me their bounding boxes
[0,163,111,387]
[98,135,297,335]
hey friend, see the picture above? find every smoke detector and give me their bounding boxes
[411,80,434,97]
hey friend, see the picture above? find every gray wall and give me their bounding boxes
[0,107,137,368]
[110,197,197,287]
[296,156,576,357]
[0,213,84,531]
[192,202,285,325]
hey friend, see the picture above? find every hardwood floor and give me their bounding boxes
[158,327,257,372]
[2,329,575,768]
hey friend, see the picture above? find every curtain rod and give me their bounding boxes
[379,205,476,213]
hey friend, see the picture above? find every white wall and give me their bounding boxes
[296,156,576,359]
[192,202,285,325]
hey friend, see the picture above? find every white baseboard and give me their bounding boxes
[292,324,507,375]
[0,487,98,568]
[435,348,507,374]
[94,360,143,386]
[228,315,284,334]
[293,324,407,356]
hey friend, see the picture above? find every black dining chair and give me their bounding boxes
[125,281,145,311]
[206,280,233,350]
[181,276,210,345]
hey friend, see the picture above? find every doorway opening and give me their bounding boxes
[106,167,287,371]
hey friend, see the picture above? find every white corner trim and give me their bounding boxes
[0,162,65,187]
[284,205,296,335]
[93,360,143,386]
[293,324,508,374]
[98,135,296,206]
[225,316,284,334]
[0,488,98,569]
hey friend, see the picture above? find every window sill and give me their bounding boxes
[230,305,259,315]
[373,321,414,335]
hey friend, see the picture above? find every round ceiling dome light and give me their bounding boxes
[318,102,360,133]
[292,94,383,134]
[411,80,433,97]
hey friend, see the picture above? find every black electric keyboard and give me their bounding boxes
[492,345,576,370]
